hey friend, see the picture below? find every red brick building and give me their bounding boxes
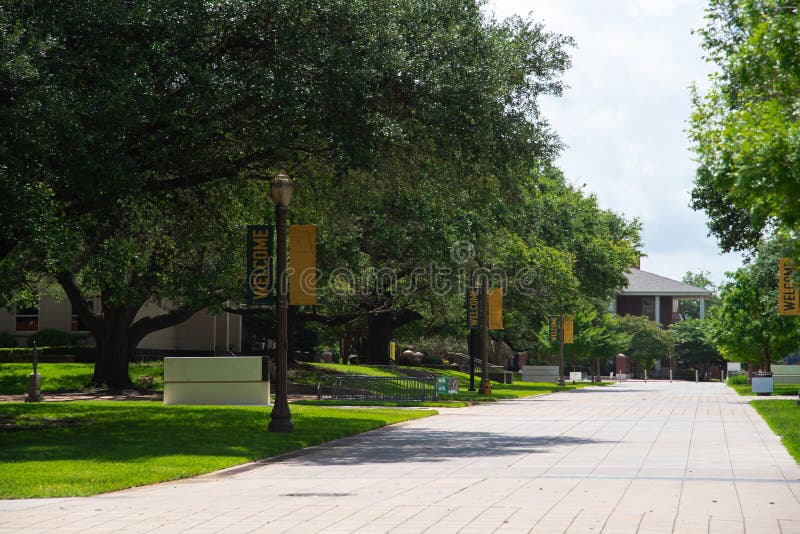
[613,268,711,326]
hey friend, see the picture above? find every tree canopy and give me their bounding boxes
[707,237,800,370]
[689,0,800,258]
[1,1,643,386]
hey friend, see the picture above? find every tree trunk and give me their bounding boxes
[364,309,422,364]
[58,270,208,389]
[92,332,137,388]
[366,313,393,364]
[90,307,140,389]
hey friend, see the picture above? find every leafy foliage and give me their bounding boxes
[689,0,800,258]
[707,237,800,370]
[672,318,723,374]
[678,270,720,319]
[616,315,674,375]
[0,1,641,382]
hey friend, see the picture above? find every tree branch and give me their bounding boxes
[55,271,103,335]
[129,302,209,342]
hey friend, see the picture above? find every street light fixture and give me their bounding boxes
[268,170,294,433]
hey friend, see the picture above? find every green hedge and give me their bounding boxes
[0,332,17,348]
[27,329,91,348]
[0,346,96,363]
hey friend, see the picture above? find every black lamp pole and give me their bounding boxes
[268,170,294,433]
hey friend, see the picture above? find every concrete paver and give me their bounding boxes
[2,381,800,533]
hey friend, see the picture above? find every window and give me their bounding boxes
[642,297,656,321]
[71,299,95,332]
[15,305,39,332]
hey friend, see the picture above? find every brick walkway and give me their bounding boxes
[2,381,799,533]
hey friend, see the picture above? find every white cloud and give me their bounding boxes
[486,0,744,283]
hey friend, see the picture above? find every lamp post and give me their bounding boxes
[268,170,294,433]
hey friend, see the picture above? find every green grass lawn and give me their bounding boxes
[750,400,800,463]
[0,362,164,394]
[0,360,607,404]
[728,383,800,397]
[306,362,400,377]
[0,401,435,498]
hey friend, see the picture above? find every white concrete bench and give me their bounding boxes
[772,365,800,385]
[521,365,560,383]
[164,356,270,405]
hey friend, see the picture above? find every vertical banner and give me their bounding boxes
[289,225,317,305]
[465,287,482,330]
[488,288,503,330]
[563,315,574,344]
[549,316,559,342]
[246,225,273,305]
[389,340,396,362]
[779,258,799,315]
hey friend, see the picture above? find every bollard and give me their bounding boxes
[695,370,698,383]
[669,369,672,383]
[26,342,42,403]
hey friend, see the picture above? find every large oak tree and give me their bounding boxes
[1,1,581,384]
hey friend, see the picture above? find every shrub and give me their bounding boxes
[28,329,75,347]
[0,332,17,348]
[0,346,96,363]
[421,354,444,366]
[396,351,421,366]
[727,373,748,385]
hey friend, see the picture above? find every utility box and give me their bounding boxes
[751,372,773,396]
[164,357,270,405]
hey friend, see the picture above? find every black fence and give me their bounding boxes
[318,375,438,401]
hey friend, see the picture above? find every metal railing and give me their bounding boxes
[318,375,437,401]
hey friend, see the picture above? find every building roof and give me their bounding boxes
[618,268,712,298]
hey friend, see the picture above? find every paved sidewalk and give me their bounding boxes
[2,381,799,533]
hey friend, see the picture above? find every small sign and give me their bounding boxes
[563,316,574,344]
[247,225,273,305]
[465,287,482,330]
[435,377,459,395]
[779,258,799,316]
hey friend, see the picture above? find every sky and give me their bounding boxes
[486,0,745,287]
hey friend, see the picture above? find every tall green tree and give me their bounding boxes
[707,238,800,371]
[495,168,641,353]
[1,1,577,383]
[537,303,631,376]
[672,318,723,377]
[678,270,721,319]
[616,315,674,378]
[689,0,800,258]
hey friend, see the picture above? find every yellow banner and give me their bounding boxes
[488,288,503,330]
[549,316,558,342]
[289,225,317,305]
[563,315,574,344]
[779,258,799,316]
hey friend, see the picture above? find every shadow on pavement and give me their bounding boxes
[562,387,650,394]
[286,427,616,465]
